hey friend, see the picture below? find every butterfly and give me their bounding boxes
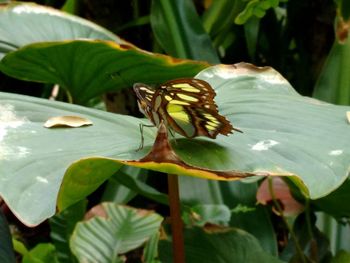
[133,78,242,148]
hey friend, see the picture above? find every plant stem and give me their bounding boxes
[167,173,185,263]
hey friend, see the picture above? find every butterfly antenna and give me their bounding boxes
[233,127,243,133]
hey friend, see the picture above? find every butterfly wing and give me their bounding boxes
[133,83,157,125]
[160,78,217,111]
[158,78,241,138]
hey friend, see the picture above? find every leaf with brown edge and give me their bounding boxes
[0,40,210,104]
[125,121,256,181]
[2,62,350,227]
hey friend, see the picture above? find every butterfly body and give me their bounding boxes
[133,78,242,139]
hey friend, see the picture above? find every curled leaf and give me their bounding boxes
[44,116,93,128]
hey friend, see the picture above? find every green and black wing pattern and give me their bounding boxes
[133,78,242,139]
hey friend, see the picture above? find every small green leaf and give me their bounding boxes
[12,239,28,256]
[70,203,163,263]
[235,0,283,25]
[143,231,161,263]
[22,243,59,263]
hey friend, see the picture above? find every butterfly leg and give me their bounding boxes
[168,128,177,146]
[136,123,155,151]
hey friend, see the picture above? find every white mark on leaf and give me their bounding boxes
[251,140,279,151]
[36,176,48,184]
[329,150,343,156]
[0,105,30,160]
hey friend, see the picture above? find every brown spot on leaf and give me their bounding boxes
[84,204,107,220]
[336,16,350,43]
[119,44,134,50]
[135,208,154,217]
[203,224,232,234]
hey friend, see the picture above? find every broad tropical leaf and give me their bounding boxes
[0,2,124,58]
[0,40,209,104]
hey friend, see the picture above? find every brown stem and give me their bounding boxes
[167,173,185,263]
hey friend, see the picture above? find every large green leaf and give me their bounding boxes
[1,63,350,227]
[70,203,163,263]
[150,0,219,63]
[159,227,283,263]
[183,64,349,198]
[0,2,123,58]
[0,40,209,104]
[0,92,144,226]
